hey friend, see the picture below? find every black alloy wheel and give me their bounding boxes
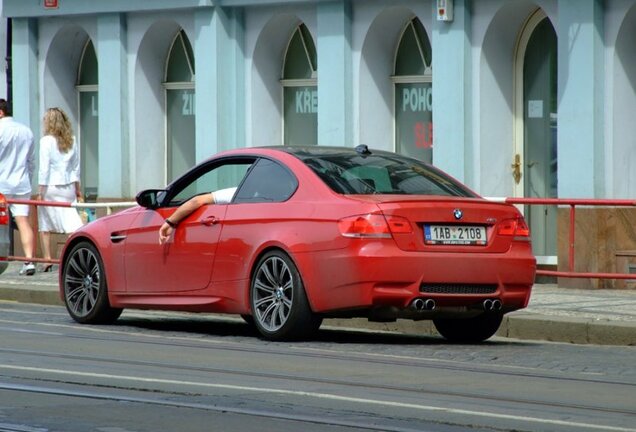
[62,241,122,324]
[250,250,321,341]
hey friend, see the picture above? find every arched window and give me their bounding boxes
[76,40,98,199]
[393,18,432,163]
[281,24,317,146]
[164,30,195,182]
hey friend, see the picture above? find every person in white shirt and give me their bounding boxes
[37,107,83,271]
[0,99,37,275]
[158,187,236,244]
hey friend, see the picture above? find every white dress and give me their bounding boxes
[37,135,83,233]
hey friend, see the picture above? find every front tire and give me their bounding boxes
[433,313,503,343]
[62,241,122,324]
[250,250,321,341]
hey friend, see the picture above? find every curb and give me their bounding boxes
[324,315,636,346]
[502,313,636,346]
[0,285,61,307]
[1,284,634,346]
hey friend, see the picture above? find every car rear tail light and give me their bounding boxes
[514,218,530,237]
[339,214,390,238]
[498,217,531,240]
[0,193,8,225]
[338,214,412,238]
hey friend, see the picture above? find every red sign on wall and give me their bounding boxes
[44,0,58,9]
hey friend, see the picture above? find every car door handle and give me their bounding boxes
[202,216,219,226]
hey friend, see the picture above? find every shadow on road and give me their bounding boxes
[111,315,529,347]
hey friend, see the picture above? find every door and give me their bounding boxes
[123,159,254,294]
[516,12,558,258]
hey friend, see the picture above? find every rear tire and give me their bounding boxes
[62,241,122,324]
[240,314,254,326]
[433,313,503,343]
[250,250,321,341]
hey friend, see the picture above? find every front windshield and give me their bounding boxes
[297,151,476,197]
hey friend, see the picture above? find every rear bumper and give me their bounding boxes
[295,240,535,316]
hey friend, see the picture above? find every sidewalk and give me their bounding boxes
[1,262,635,346]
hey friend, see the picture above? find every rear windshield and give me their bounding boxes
[298,151,477,197]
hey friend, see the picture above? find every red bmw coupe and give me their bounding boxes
[59,145,536,342]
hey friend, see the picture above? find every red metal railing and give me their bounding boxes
[3,195,636,280]
[494,197,636,280]
[0,197,135,265]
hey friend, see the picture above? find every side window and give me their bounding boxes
[168,160,254,206]
[234,159,298,203]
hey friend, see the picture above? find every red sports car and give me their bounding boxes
[59,145,536,342]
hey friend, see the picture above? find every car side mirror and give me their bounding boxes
[136,189,164,209]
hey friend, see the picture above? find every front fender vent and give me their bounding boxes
[110,233,126,243]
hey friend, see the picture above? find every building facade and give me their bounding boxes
[2,0,636,285]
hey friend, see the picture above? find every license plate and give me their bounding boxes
[424,225,487,245]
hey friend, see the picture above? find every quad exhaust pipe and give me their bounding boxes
[483,299,502,311]
[410,298,501,312]
[411,298,436,311]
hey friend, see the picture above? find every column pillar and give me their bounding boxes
[317,0,353,146]
[10,18,39,137]
[195,7,245,161]
[431,0,472,183]
[97,14,128,198]
[558,0,604,197]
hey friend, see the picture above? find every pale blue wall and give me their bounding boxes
[3,0,212,17]
[432,0,472,184]
[317,0,353,147]
[557,0,605,198]
[195,8,219,160]
[195,7,245,161]
[97,14,128,197]
[2,0,634,200]
[10,18,38,137]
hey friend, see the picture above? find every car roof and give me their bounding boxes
[262,145,384,156]
[221,145,399,161]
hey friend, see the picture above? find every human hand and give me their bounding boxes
[159,222,173,244]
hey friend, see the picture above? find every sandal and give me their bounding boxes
[43,264,54,273]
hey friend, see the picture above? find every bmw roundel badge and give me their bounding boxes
[453,209,463,220]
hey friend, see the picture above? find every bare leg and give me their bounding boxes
[40,231,51,261]
[13,216,34,260]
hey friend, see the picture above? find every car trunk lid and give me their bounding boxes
[349,195,528,253]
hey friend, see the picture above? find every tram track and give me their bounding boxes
[0,344,634,418]
[1,307,636,432]
[0,382,428,432]
[1,318,634,389]
[1,366,635,432]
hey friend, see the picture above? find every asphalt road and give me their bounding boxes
[0,302,635,432]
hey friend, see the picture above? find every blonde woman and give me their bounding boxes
[37,107,83,271]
